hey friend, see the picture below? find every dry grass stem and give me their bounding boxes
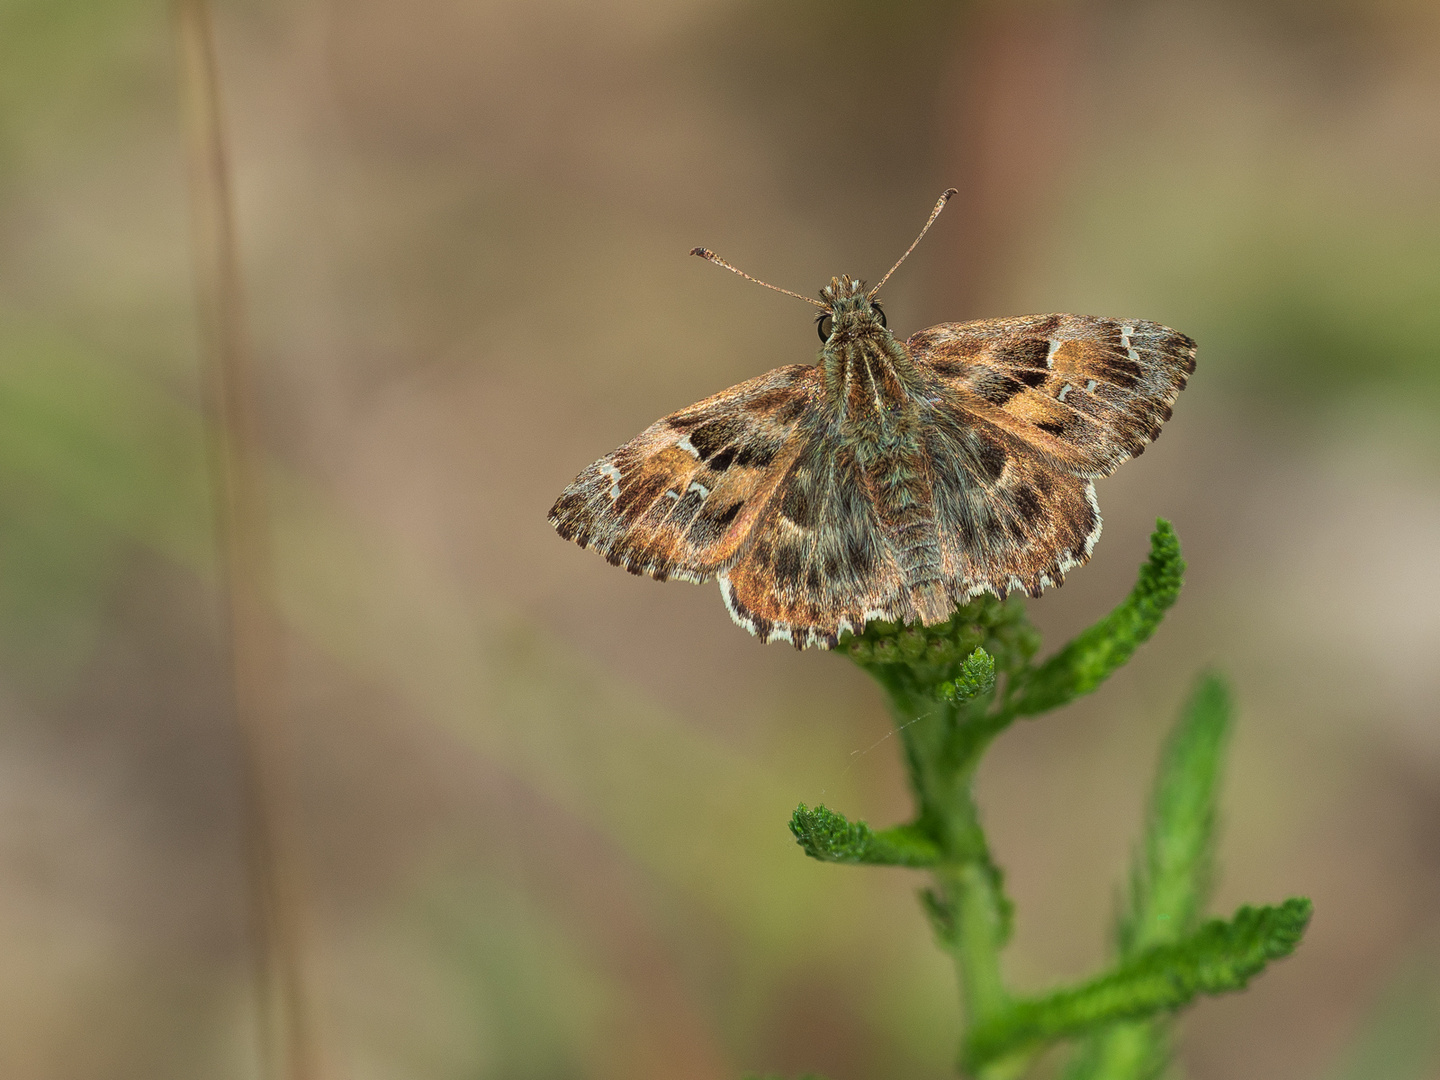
[174,3,321,1078]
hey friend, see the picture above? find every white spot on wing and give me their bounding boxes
[1082,482,1103,557]
[1057,383,1073,402]
[1120,325,1140,361]
[1085,379,1097,393]
[687,480,710,499]
[677,435,700,459]
[1045,339,1059,368]
[600,462,622,501]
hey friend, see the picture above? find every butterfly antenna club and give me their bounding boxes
[691,246,828,308]
[869,188,958,299]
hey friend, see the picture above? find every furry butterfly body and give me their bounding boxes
[549,203,1195,649]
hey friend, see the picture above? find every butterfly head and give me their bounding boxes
[816,275,887,345]
[690,188,955,349]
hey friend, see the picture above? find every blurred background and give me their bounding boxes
[3,0,1440,1078]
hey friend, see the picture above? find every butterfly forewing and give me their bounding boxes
[548,365,817,582]
[908,314,1196,478]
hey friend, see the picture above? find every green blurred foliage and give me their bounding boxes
[0,319,208,690]
[1325,953,1440,1080]
[0,0,170,179]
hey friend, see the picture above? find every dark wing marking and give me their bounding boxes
[548,365,819,582]
[908,314,1195,478]
[718,433,913,649]
[921,405,1103,601]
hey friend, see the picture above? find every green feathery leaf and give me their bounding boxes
[938,648,997,704]
[1123,672,1233,953]
[963,898,1313,1071]
[789,804,942,867]
[1009,520,1185,717]
[1062,672,1234,1080]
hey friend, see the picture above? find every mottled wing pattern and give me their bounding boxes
[549,365,819,582]
[719,414,1109,648]
[909,314,1196,478]
[908,313,1195,601]
[553,315,1194,650]
[718,434,910,649]
[921,407,1102,600]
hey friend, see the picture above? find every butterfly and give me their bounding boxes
[549,190,1196,649]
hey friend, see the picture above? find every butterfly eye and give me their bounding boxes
[817,314,834,342]
[872,304,886,328]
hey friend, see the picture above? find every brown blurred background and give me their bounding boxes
[3,0,1440,1078]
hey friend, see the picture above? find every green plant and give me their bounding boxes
[784,520,1310,1080]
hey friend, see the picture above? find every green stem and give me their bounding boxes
[943,859,1009,1022]
[893,688,1015,1071]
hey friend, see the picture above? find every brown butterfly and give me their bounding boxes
[549,190,1195,649]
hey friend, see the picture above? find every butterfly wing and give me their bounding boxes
[908,313,1195,598]
[717,432,913,649]
[549,365,820,583]
[908,314,1196,478]
[919,407,1103,600]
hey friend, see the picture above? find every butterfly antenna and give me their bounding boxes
[690,247,828,309]
[869,187,958,299]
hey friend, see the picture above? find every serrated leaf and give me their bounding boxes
[963,899,1312,1070]
[789,804,941,867]
[938,648,996,704]
[1123,672,1233,954]
[1063,674,1233,1080]
[1009,520,1184,717]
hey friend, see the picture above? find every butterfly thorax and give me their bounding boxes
[817,276,923,456]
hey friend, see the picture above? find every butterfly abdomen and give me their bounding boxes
[853,435,947,625]
[821,327,957,626]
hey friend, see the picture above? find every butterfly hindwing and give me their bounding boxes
[909,314,1196,478]
[548,365,818,582]
[718,434,911,648]
[921,409,1102,599]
